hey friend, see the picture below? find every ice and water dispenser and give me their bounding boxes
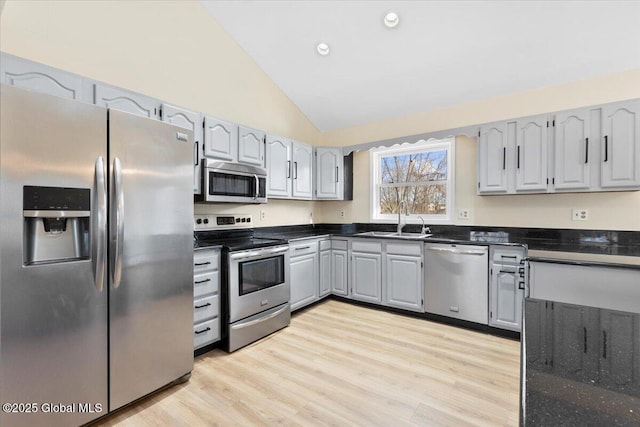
[23,186,91,265]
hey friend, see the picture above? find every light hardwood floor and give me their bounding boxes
[96,300,521,426]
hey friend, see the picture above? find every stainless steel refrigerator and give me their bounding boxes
[0,84,194,427]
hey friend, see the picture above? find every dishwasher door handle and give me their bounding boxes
[426,247,487,256]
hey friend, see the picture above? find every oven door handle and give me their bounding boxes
[230,304,289,330]
[229,245,289,261]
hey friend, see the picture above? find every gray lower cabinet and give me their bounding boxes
[290,240,319,311]
[351,251,382,303]
[319,240,332,298]
[489,246,526,331]
[384,242,423,312]
[331,239,349,297]
[193,248,221,350]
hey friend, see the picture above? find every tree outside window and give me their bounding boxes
[371,138,454,223]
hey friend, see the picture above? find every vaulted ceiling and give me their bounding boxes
[202,1,640,132]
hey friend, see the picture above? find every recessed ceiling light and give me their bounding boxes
[384,12,399,28]
[316,42,330,56]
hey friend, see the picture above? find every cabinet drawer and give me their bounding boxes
[194,249,219,273]
[290,240,318,257]
[194,271,219,298]
[194,294,219,324]
[352,240,382,253]
[194,318,220,349]
[492,247,525,264]
[386,242,422,256]
[319,239,331,251]
[332,239,348,250]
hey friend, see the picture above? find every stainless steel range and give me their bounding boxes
[194,214,290,352]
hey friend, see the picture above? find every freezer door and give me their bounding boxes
[0,85,108,427]
[108,109,194,410]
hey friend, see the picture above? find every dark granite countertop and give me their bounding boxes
[522,298,640,426]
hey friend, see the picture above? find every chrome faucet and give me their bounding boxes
[417,216,431,235]
[397,200,408,234]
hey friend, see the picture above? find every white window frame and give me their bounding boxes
[370,137,455,224]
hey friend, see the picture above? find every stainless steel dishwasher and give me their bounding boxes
[424,243,489,324]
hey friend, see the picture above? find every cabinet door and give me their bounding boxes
[203,116,238,162]
[238,126,265,167]
[478,123,508,193]
[290,253,318,311]
[601,100,640,189]
[292,141,313,199]
[351,252,382,304]
[265,136,292,198]
[0,53,90,102]
[516,115,548,192]
[385,254,423,312]
[331,250,348,297]
[319,250,331,298]
[489,267,523,331]
[552,303,591,380]
[554,109,591,190]
[94,83,160,119]
[315,147,343,199]
[599,310,640,388]
[162,104,203,194]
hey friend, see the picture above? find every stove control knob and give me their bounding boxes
[203,218,209,224]
[196,218,202,225]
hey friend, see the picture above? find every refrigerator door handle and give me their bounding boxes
[112,157,125,288]
[94,156,107,292]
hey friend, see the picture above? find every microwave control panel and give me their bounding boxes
[194,214,253,231]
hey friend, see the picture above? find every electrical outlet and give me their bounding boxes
[458,209,470,220]
[340,210,345,217]
[572,208,589,221]
[260,210,265,221]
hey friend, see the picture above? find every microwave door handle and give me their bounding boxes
[254,174,259,200]
[112,157,125,288]
[93,156,107,292]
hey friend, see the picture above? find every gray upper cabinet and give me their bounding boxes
[238,125,265,167]
[0,53,91,103]
[203,116,238,162]
[94,83,160,119]
[478,123,509,194]
[266,136,292,198]
[516,115,549,192]
[601,100,640,189]
[292,141,313,199]
[162,104,203,194]
[315,147,344,199]
[265,137,314,200]
[553,108,591,191]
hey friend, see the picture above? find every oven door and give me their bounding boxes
[228,245,290,323]
[204,169,267,203]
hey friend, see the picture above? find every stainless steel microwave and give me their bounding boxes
[199,160,267,203]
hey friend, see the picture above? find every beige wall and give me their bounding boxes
[319,71,640,231]
[0,0,321,227]
[2,1,640,230]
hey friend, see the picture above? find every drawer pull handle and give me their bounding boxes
[194,327,211,335]
[500,255,517,259]
[195,278,211,284]
[195,302,212,309]
[295,246,311,251]
[195,261,211,266]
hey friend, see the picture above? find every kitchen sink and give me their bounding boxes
[355,231,433,240]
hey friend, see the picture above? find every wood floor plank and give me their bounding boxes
[94,299,520,426]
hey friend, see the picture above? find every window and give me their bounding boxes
[370,138,454,223]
